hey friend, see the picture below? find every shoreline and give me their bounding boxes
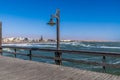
[2,41,120,44]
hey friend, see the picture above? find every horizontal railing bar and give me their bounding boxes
[2,51,60,60]
[62,58,120,68]
[59,50,120,57]
[2,51,16,55]
[2,46,32,50]
[2,46,120,57]
[15,53,28,56]
[32,54,60,60]
[2,51,120,68]
[3,51,28,56]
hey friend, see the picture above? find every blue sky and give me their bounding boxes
[0,0,120,41]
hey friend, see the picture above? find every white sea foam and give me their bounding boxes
[3,48,12,51]
[2,42,120,49]
[63,42,91,47]
[64,42,120,49]
[2,43,56,48]
[114,61,120,64]
[100,46,120,49]
[69,42,94,48]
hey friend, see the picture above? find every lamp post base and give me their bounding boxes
[55,52,62,65]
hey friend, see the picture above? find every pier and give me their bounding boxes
[0,56,120,80]
[0,21,120,80]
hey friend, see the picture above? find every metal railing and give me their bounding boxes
[1,46,120,72]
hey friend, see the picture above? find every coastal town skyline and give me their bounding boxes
[3,36,119,43]
[0,0,120,41]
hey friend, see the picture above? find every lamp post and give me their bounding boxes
[47,9,60,50]
[47,9,62,65]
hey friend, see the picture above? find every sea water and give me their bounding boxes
[2,42,120,75]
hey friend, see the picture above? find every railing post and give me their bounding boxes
[14,49,16,58]
[29,50,32,60]
[102,56,106,72]
[0,22,2,55]
[55,51,62,65]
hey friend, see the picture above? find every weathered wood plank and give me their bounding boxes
[0,56,119,80]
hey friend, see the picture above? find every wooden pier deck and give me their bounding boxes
[0,56,119,80]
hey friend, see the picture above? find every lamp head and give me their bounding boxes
[47,18,56,26]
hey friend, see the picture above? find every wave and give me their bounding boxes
[62,42,120,49]
[3,48,12,52]
[2,43,56,48]
[99,46,120,49]
[113,61,120,64]
[2,42,120,49]
[65,42,95,48]
[61,42,92,47]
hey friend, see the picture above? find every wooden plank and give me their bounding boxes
[0,56,119,80]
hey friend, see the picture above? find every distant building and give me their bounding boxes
[3,37,29,43]
[41,36,43,40]
[39,36,43,41]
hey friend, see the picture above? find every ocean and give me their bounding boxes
[2,42,120,75]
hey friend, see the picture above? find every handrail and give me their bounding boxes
[2,46,120,57]
[1,45,120,73]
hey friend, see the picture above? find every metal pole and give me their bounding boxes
[0,22,2,55]
[14,49,17,58]
[56,9,60,50]
[29,50,32,60]
[54,9,62,65]
[102,56,106,72]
